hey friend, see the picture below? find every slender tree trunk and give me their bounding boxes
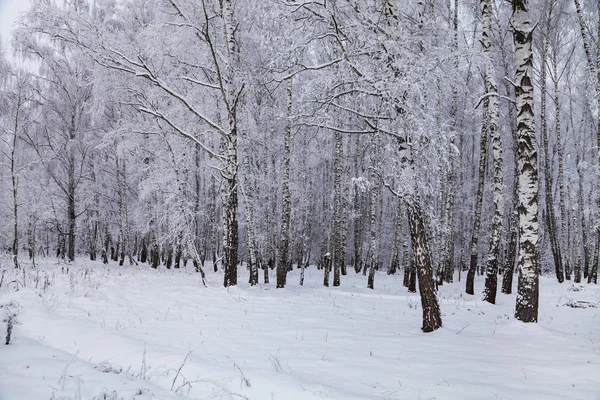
[498,17,518,295]
[466,93,489,294]
[402,203,411,288]
[323,253,331,287]
[592,6,600,285]
[241,153,259,286]
[482,0,503,304]
[353,135,364,274]
[66,109,77,262]
[333,131,343,286]
[552,44,568,281]
[367,135,380,290]
[573,0,600,285]
[512,0,540,322]
[443,0,460,285]
[573,0,595,72]
[67,170,76,262]
[222,139,238,287]
[389,201,402,275]
[540,9,564,283]
[572,188,582,283]
[277,78,293,288]
[11,95,21,269]
[221,0,239,287]
[340,151,349,277]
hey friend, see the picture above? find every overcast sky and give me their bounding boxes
[0,0,30,47]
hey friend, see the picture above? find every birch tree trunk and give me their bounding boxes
[466,92,489,294]
[241,153,259,286]
[402,205,411,288]
[221,0,240,287]
[591,5,600,285]
[353,135,364,273]
[572,188,582,283]
[333,130,343,286]
[482,0,503,304]
[540,6,564,283]
[497,16,519,294]
[512,0,540,322]
[277,77,293,288]
[443,0,460,284]
[573,0,599,285]
[67,133,76,262]
[552,43,568,280]
[341,152,349,276]
[10,89,22,269]
[367,135,380,290]
[388,201,402,275]
[323,252,331,287]
[406,201,442,332]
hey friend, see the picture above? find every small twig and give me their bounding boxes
[455,323,470,335]
[171,348,195,390]
[474,91,516,109]
[58,350,80,390]
[517,357,528,380]
[232,361,251,388]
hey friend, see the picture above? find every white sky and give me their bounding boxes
[0,0,31,47]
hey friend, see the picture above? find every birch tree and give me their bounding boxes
[512,0,540,322]
[482,0,503,304]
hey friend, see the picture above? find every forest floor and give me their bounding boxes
[0,258,599,400]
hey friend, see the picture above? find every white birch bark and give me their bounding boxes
[552,44,568,280]
[482,0,503,304]
[333,130,343,286]
[512,0,540,322]
[367,134,380,290]
[10,86,22,269]
[241,152,259,286]
[277,77,293,288]
[221,0,240,287]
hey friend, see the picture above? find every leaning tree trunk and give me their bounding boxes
[406,201,442,332]
[512,0,540,323]
[277,77,293,288]
[482,0,503,304]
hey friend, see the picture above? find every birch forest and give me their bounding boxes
[1,0,600,334]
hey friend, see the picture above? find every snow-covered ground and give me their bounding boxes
[0,258,598,400]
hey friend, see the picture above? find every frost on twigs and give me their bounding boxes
[351,176,370,193]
